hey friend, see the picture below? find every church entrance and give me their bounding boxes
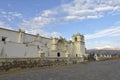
[57,52,60,57]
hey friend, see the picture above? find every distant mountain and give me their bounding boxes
[94,46,120,50]
[86,48,120,55]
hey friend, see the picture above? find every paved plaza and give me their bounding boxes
[0,60,120,80]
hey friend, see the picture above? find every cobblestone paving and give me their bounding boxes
[0,60,120,80]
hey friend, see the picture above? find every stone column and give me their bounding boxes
[18,29,25,43]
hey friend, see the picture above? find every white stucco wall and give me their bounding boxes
[0,28,18,42]
[0,28,86,58]
[25,45,37,57]
[0,42,26,58]
[24,34,36,43]
[0,42,38,58]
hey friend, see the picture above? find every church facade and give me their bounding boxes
[0,28,85,58]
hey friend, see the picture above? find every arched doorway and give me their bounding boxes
[57,52,60,57]
[57,39,66,57]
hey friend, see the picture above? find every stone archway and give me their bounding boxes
[57,39,66,57]
[57,39,65,51]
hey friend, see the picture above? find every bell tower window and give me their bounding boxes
[75,37,77,41]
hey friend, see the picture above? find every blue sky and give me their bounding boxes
[0,0,120,49]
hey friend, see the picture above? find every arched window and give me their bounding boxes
[75,37,77,41]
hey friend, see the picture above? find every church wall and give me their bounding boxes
[0,42,26,58]
[72,43,78,57]
[0,28,85,58]
[31,37,51,57]
[0,42,4,57]
[49,51,66,57]
[50,39,69,57]
[23,34,36,43]
[25,45,38,57]
[0,36,2,41]
[0,41,38,58]
[0,28,18,42]
[81,44,85,55]
[39,37,51,57]
[68,43,74,57]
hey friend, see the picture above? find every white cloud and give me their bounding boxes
[20,9,60,38]
[85,26,120,39]
[25,29,61,38]
[20,0,120,38]
[64,15,80,21]
[0,10,23,21]
[20,0,120,28]
[20,16,56,29]
[51,32,62,38]
[95,6,118,12]
[41,10,57,17]
[87,15,103,19]
[0,21,12,29]
[62,0,120,21]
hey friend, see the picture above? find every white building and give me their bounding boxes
[0,28,85,58]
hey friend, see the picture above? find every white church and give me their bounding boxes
[0,28,85,58]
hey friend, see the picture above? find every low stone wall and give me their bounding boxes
[0,57,84,71]
[0,56,117,72]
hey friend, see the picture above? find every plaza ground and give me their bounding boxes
[0,60,120,80]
